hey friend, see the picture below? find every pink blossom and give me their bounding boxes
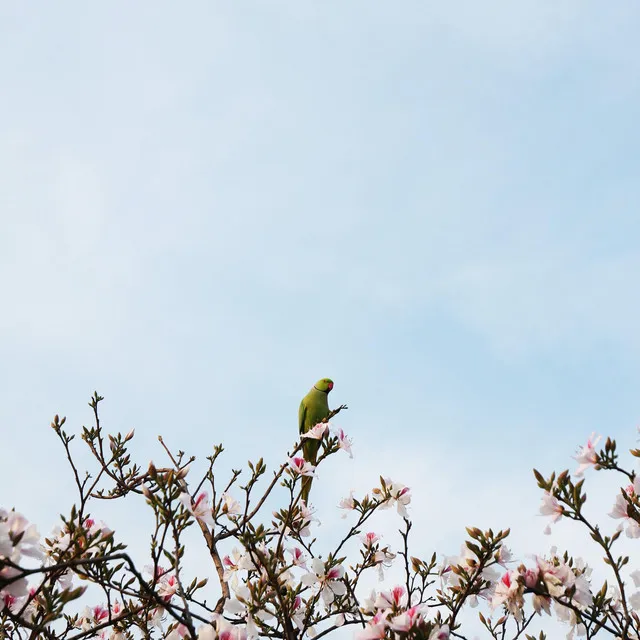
[1,594,16,613]
[535,557,568,599]
[0,511,42,560]
[625,477,640,496]
[553,602,585,637]
[491,571,524,620]
[355,612,388,640]
[428,624,450,640]
[301,423,329,440]
[278,502,318,537]
[289,457,316,477]
[179,492,215,527]
[388,605,425,631]
[532,593,551,615]
[496,545,513,566]
[360,589,378,615]
[211,617,249,640]
[301,558,347,605]
[393,487,411,518]
[83,518,113,540]
[46,516,111,558]
[218,620,248,640]
[539,491,563,529]
[375,585,407,611]
[220,492,242,517]
[223,548,255,583]
[378,479,411,518]
[296,502,318,537]
[0,564,28,602]
[287,547,308,569]
[77,604,109,633]
[148,606,164,629]
[92,605,108,622]
[291,595,306,631]
[609,486,640,538]
[442,544,498,594]
[360,532,380,548]
[0,563,28,602]
[574,432,601,476]
[197,623,216,640]
[56,570,74,591]
[222,554,238,577]
[523,566,539,589]
[609,492,640,538]
[338,491,357,517]
[535,556,593,609]
[374,547,396,581]
[332,427,353,458]
[166,624,189,640]
[158,572,179,602]
[224,586,272,639]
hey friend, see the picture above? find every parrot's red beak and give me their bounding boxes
[328,382,334,391]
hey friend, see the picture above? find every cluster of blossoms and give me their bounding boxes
[179,489,243,526]
[289,421,354,479]
[372,478,411,518]
[574,433,601,477]
[75,601,124,639]
[339,478,412,520]
[0,509,43,613]
[45,514,113,560]
[276,499,319,538]
[547,430,640,546]
[359,532,396,581]
[71,566,183,639]
[301,558,347,605]
[179,491,216,527]
[223,548,257,588]
[357,585,448,640]
[609,475,640,538]
[220,538,349,637]
[9,394,640,640]
[540,431,640,536]
[491,554,592,626]
[171,612,260,640]
[289,456,317,478]
[440,541,511,605]
[300,422,353,458]
[210,469,411,639]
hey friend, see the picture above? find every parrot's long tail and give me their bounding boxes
[301,476,312,504]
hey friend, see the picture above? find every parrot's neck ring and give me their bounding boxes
[313,385,329,394]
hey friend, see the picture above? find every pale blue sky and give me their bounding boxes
[2,2,640,635]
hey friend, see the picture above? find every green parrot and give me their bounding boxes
[298,377,334,503]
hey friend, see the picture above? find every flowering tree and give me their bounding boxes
[2,393,640,640]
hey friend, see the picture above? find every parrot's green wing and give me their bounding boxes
[298,399,307,435]
[298,396,314,501]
